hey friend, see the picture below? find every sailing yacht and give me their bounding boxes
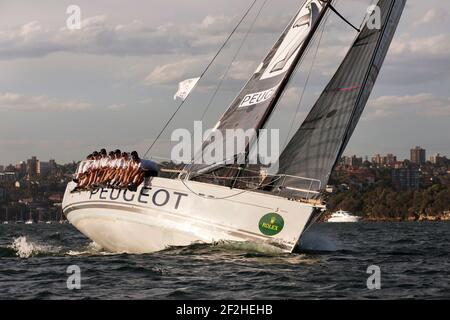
[63,0,406,254]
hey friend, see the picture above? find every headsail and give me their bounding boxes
[187,0,331,173]
[276,0,406,194]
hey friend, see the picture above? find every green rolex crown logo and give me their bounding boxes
[259,213,284,236]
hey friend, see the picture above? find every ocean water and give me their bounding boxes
[0,222,449,300]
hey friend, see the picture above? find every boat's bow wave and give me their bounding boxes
[161,240,286,256]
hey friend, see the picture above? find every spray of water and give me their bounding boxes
[215,240,285,255]
[8,236,61,258]
[66,242,112,256]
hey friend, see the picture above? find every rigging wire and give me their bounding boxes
[180,172,284,200]
[143,0,259,159]
[199,0,269,122]
[186,0,268,170]
[280,9,330,151]
[328,3,360,32]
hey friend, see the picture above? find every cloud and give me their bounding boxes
[228,60,259,81]
[0,12,291,61]
[0,92,92,112]
[414,8,448,27]
[364,93,450,120]
[106,103,127,110]
[144,58,204,86]
[391,33,450,58]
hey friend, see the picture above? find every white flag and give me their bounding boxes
[173,77,200,101]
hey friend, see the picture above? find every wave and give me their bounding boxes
[0,246,17,258]
[7,236,62,258]
[3,236,110,259]
[296,231,338,253]
[161,240,287,257]
[214,240,287,255]
[2,234,330,259]
[159,240,320,264]
[65,242,113,257]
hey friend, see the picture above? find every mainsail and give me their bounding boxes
[187,0,331,173]
[276,0,406,193]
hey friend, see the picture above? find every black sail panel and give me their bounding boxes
[277,0,406,193]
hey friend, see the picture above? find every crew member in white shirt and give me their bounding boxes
[109,149,124,187]
[101,151,116,186]
[76,153,96,190]
[94,149,108,185]
[127,151,159,190]
[73,154,92,189]
[86,151,101,188]
[116,152,131,188]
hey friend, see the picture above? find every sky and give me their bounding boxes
[0,0,449,165]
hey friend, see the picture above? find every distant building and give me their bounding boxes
[38,162,51,175]
[392,167,420,190]
[385,154,397,166]
[36,159,57,176]
[0,187,5,202]
[410,146,426,165]
[371,154,397,166]
[372,154,385,166]
[343,155,363,167]
[15,161,26,175]
[49,159,57,173]
[430,153,446,165]
[0,165,3,172]
[27,156,39,177]
[0,172,17,183]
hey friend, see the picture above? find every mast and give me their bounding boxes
[188,0,332,179]
[229,0,332,186]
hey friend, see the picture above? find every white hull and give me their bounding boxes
[63,178,324,254]
[327,217,361,223]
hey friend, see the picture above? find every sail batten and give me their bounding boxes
[276,0,406,194]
